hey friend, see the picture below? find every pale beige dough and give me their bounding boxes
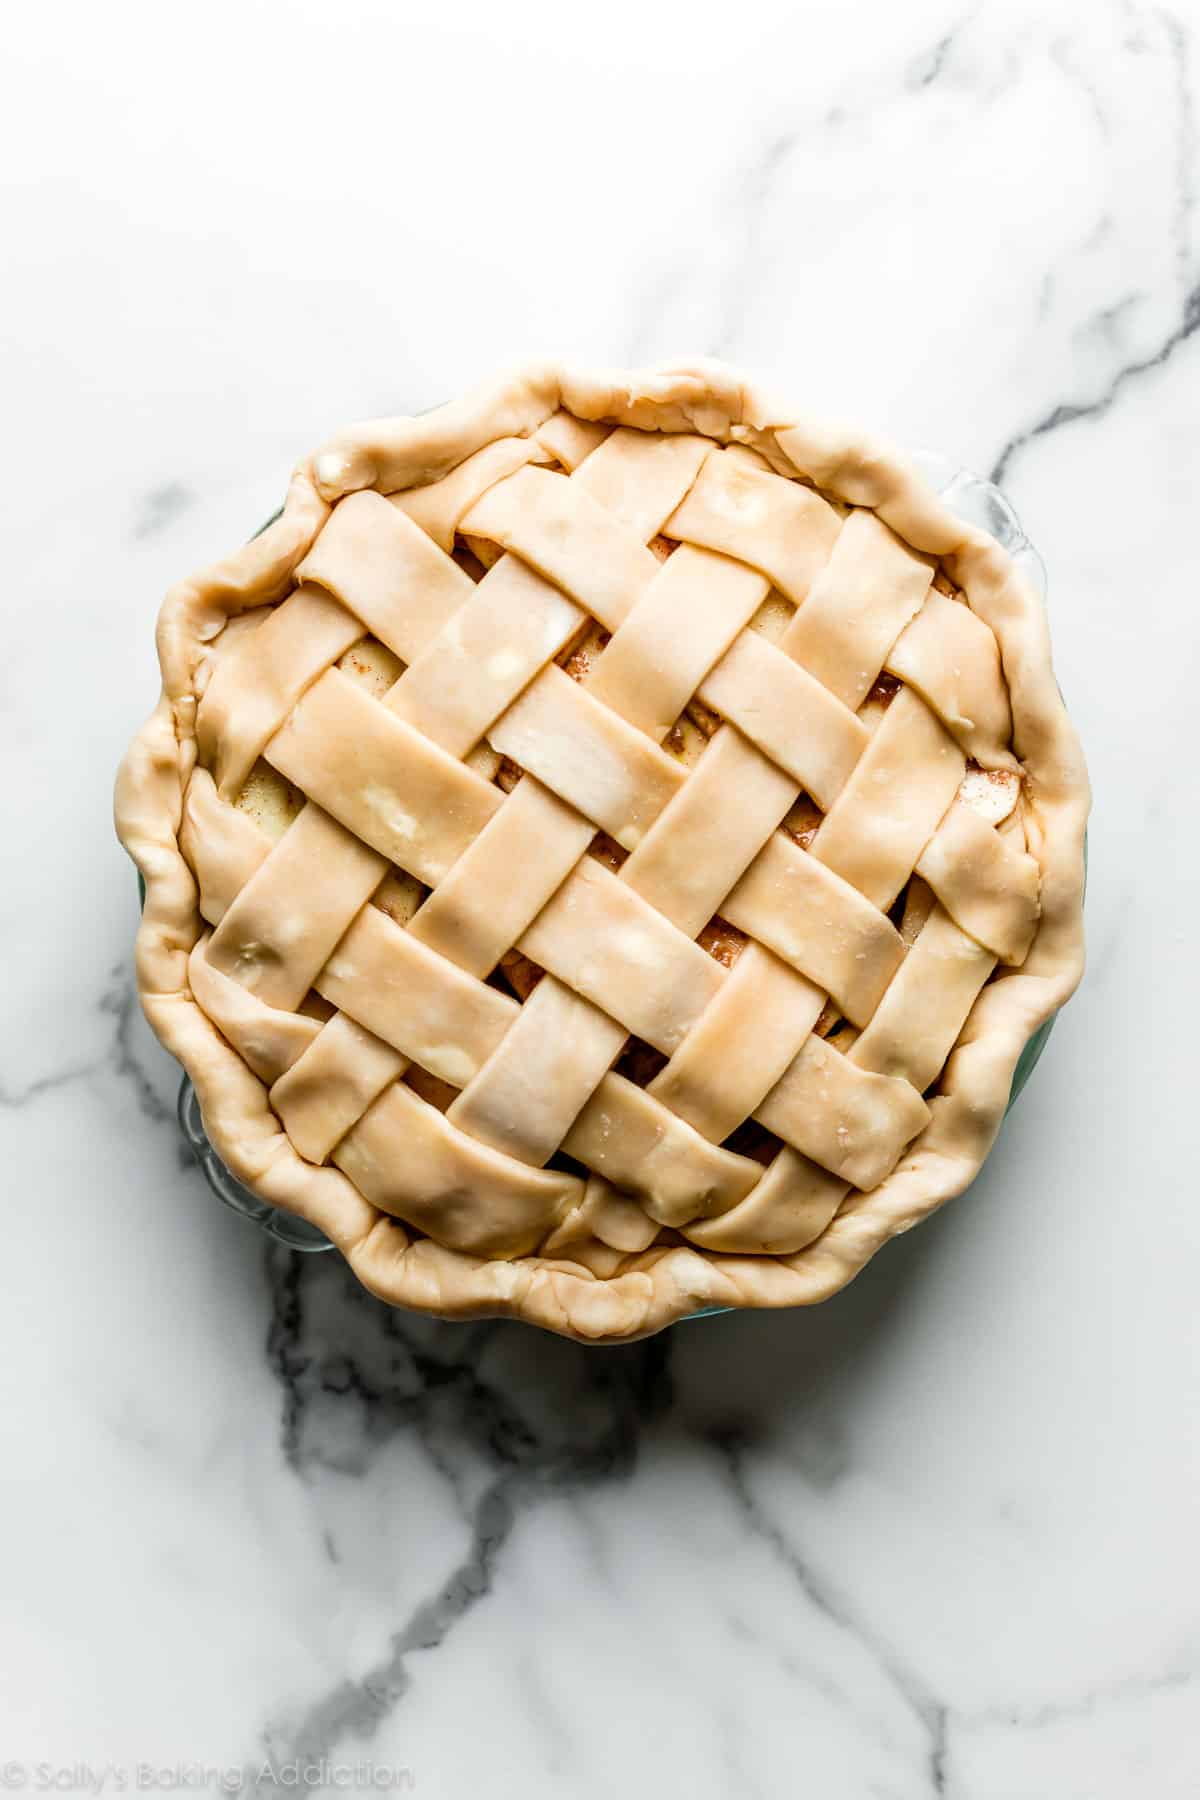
[115,359,1089,1343]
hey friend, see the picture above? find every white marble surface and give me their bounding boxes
[2,0,1198,1793]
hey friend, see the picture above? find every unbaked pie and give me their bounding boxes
[115,361,1089,1341]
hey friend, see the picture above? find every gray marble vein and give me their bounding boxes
[260,1251,673,1765]
[132,481,196,540]
[98,962,177,1127]
[710,1426,949,1795]
[991,278,1200,483]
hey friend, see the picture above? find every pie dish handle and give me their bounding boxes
[908,455,1084,1113]
[150,457,1066,1271]
[176,1074,334,1252]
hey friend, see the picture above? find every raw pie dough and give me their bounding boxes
[115,360,1089,1342]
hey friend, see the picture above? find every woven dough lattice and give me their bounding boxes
[117,362,1088,1341]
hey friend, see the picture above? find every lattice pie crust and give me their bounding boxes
[115,361,1089,1342]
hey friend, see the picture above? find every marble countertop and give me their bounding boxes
[3,1,1197,1793]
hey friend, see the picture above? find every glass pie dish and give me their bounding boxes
[162,451,1062,1269]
